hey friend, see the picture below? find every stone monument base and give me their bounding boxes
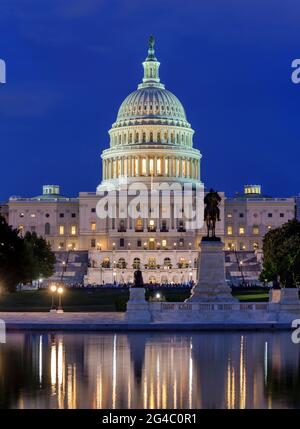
[125,287,152,322]
[189,239,237,302]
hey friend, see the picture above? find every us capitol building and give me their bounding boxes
[5,38,296,285]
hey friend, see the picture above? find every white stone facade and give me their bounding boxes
[5,42,297,285]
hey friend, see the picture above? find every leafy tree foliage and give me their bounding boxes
[0,216,24,292]
[261,219,300,287]
[0,216,56,292]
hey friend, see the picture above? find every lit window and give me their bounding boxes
[30,213,36,218]
[71,226,76,235]
[59,225,64,235]
[252,227,259,235]
[227,213,232,218]
[227,226,233,235]
[157,158,161,174]
[142,158,147,175]
[162,239,167,248]
[165,158,168,175]
[135,158,139,175]
[149,158,154,174]
[239,227,245,235]
[91,222,96,232]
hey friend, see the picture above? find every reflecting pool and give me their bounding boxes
[0,332,299,409]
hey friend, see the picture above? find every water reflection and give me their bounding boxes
[0,331,299,409]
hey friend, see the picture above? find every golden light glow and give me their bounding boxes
[50,284,57,293]
[57,287,64,295]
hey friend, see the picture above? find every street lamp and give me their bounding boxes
[50,284,57,312]
[57,286,64,313]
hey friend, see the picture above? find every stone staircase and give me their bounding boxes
[225,251,262,285]
[44,250,89,285]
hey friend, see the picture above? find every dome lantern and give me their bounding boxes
[139,35,164,90]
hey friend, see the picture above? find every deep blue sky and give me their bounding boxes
[0,0,299,200]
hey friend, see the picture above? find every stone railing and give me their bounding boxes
[156,302,269,312]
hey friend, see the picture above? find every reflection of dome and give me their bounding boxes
[116,87,187,124]
[97,36,202,192]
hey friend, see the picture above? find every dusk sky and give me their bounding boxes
[0,0,299,200]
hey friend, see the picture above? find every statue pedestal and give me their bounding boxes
[189,239,236,302]
[125,287,152,322]
[269,288,300,305]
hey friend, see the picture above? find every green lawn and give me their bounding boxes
[0,287,269,312]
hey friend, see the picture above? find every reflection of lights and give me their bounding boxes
[239,336,246,409]
[39,335,43,385]
[112,334,117,409]
[51,343,56,388]
[264,342,268,386]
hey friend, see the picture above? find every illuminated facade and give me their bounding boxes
[6,40,297,285]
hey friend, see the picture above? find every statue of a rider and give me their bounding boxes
[204,188,221,239]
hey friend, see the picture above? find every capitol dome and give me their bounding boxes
[98,37,202,191]
[116,87,188,125]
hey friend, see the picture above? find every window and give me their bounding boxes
[91,222,96,232]
[59,225,65,235]
[117,258,126,269]
[30,213,36,218]
[59,213,64,218]
[227,226,233,235]
[164,257,172,267]
[239,227,245,235]
[135,217,143,232]
[142,158,147,175]
[71,225,76,235]
[91,239,96,248]
[59,242,64,249]
[149,158,154,175]
[240,243,246,250]
[45,213,50,218]
[227,213,232,218]
[102,257,110,268]
[253,226,259,235]
[157,158,161,174]
[133,258,140,269]
[120,238,124,247]
[280,213,284,218]
[45,223,50,235]
[179,238,184,246]
[162,239,167,248]
[71,213,76,218]
[137,240,141,247]
[239,213,244,218]
[268,213,273,218]
[91,208,96,213]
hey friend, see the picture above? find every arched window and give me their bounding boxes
[164,257,172,268]
[101,257,110,268]
[135,217,143,232]
[148,257,156,268]
[45,222,50,235]
[119,220,126,232]
[133,257,141,269]
[150,132,153,142]
[117,258,126,269]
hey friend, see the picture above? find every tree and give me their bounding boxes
[260,219,300,287]
[0,216,56,292]
[0,215,24,292]
[22,232,56,284]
